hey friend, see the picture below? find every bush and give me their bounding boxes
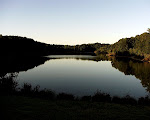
[21,83,33,95]
[121,95,137,105]
[81,96,92,101]
[112,96,122,104]
[0,73,18,95]
[138,96,150,106]
[92,91,111,102]
[38,89,56,100]
[57,93,75,100]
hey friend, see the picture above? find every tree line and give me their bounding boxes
[1,28,149,60]
[0,35,109,56]
[95,28,150,61]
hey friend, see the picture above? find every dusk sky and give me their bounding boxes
[1,0,150,45]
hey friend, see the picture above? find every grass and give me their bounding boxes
[1,95,150,120]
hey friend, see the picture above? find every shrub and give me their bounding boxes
[0,73,18,95]
[92,91,111,102]
[81,96,92,101]
[138,96,150,106]
[121,95,137,105]
[57,93,74,100]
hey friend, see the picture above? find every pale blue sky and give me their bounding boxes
[0,0,150,45]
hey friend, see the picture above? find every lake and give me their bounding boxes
[11,55,149,98]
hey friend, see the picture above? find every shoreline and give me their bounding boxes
[106,53,150,63]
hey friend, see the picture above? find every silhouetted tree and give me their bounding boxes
[0,73,18,95]
[147,28,150,33]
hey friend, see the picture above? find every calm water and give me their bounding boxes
[16,55,149,98]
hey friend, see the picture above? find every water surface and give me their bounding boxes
[16,55,149,98]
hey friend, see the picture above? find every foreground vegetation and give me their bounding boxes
[1,95,150,120]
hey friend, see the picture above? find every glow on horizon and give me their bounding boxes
[0,0,150,45]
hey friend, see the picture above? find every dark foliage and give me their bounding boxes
[38,89,56,100]
[0,36,48,56]
[0,35,109,56]
[138,96,150,106]
[96,31,150,61]
[0,73,18,95]
[57,93,75,100]
[81,95,92,101]
[121,95,137,105]
[20,83,56,100]
[112,96,122,104]
[21,83,32,95]
[92,91,111,102]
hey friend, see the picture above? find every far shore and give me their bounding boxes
[106,53,150,63]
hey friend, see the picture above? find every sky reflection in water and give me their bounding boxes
[18,55,148,98]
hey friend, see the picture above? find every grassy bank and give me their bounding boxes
[1,95,150,120]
